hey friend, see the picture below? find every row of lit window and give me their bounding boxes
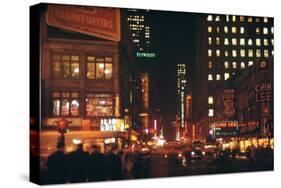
[208,37,274,46]
[127,18,144,22]
[208,26,273,35]
[208,49,273,58]
[130,24,144,28]
[208,61,248,69]
[208,73,231,81]
[207,15,269,23]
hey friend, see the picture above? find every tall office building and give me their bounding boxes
[193,14,274,139]
[127,9,155,59]
[176,64,187,140]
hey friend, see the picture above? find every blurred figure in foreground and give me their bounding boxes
[105,144,123,180]
[87,144,106,181]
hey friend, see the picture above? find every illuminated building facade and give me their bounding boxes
[193,14,274,139]
[36,5,141,155]
[176,64,187,139]
[127,9,155,59]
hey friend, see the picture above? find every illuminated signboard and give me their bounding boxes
[46,5,120,41]
[136,52,156,58]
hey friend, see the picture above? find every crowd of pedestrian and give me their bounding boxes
[246,144,273,166]
[43,142,151,184]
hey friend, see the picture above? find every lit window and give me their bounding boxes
[232,50,237,57]
[208,109,214,117]
[263,27,268,34]
[232,16,236,22]
[52,54,80,79]
[264,17,268,23]
[224,73,230,80]
[271,39,274,46]
[208,49,212,57]
[256,49,261,57]
[216,74,221,80]
[249,61,254,66]
[226,15,229,22]
[240,38,245,46]
[224,26,228,33]
[86,94,113,117]
[52,91,79,116]
[224,38,229,45]
[207,15,213,21]
[271,27,274,34]
[224,50,229,57]
[240,16,245,22]
[215,16,220,21]
[248,49,253,57]
[264,50,269,57]
[256,27,260,34]
[208,74,213,81]
[232,27,237,33]
[208,96,214,104]
[264,39,268,46]
[208,26,212,33]
[240,27,245,34]
[216,37,220,45]
[241,62,246,69]
[233,62,237,69]
[248,39,253,46]
[208,61,213,69]
[248,17,253,22]
[216,49,220,57]
[256,17,260,22]
[232,38,237,45]
[256,39,261,46]
[240,49,245,57]
[224,61,229,69]
[272,50,274,56]
[208,37,212,45]
[216,27,220,33]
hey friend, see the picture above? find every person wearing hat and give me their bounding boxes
[45,141,68,184]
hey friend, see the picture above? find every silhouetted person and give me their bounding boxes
[87,145,106,181]
[45,141,68,184]
[68,143,88,183]
[105,144,123,180]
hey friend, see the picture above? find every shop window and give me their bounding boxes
[51,54,80,79]
[86,94,113,117]
[51,91,79,116]
[87,56,113,80]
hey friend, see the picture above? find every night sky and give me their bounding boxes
[149,10,198,141]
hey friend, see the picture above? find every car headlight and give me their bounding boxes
[202,151,205,155]
[191,151,195,155]
[178,153,182,157]
[164,154,168,158]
